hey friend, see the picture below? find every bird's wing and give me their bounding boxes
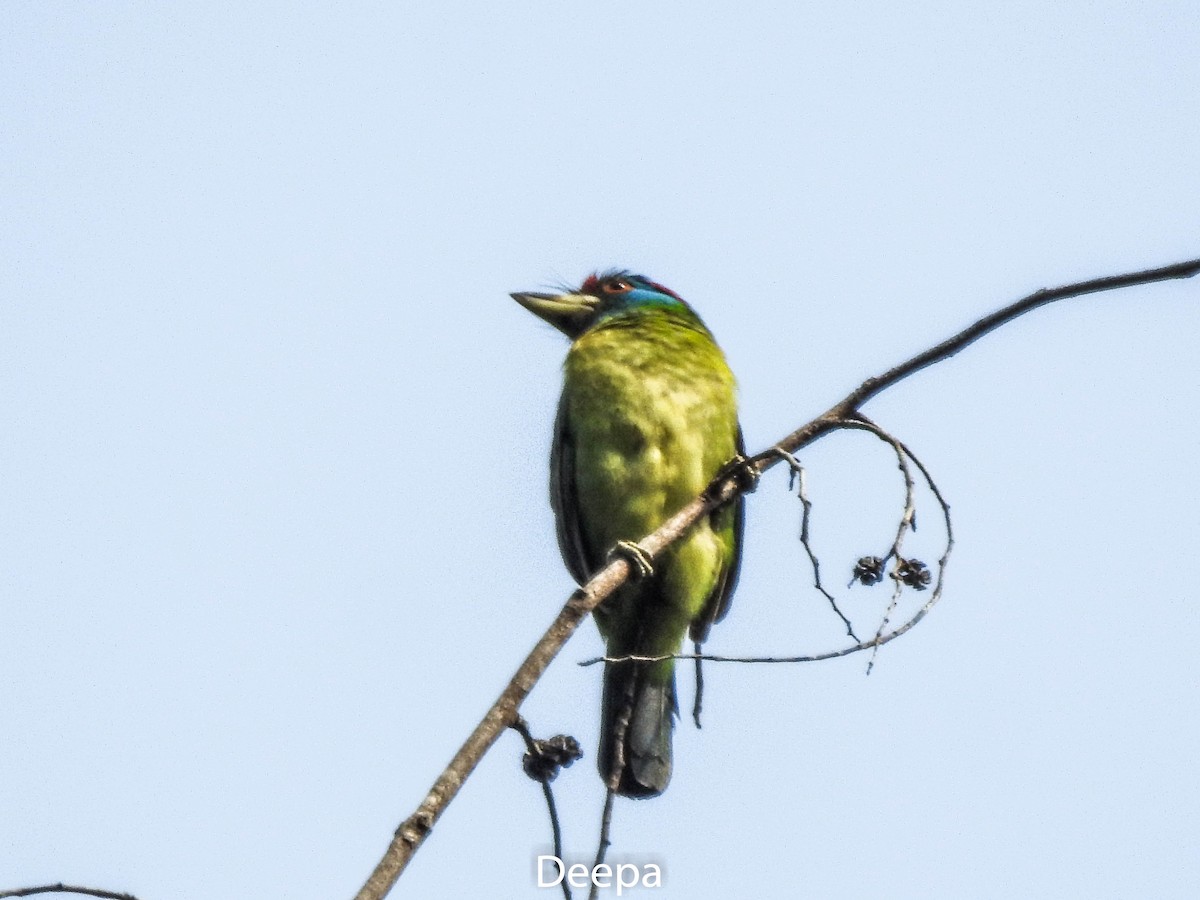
[689,424,746,644]
[550,394,594,584]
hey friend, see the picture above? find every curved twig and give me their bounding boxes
[841,417,918,567]
[838,416,922,672]
[0,887,139,900]
[774,448,859,639]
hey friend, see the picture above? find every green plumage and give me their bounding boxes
[514,272,743,797]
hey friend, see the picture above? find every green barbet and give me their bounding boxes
[513,271,744,797]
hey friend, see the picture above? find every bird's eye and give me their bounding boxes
[602,280,632,294]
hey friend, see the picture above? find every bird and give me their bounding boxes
[512,270,744,797]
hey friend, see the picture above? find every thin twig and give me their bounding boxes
[871,571,907,674]
[844,418,918,567]
[510,717,570,900]
[838,417,918,672]
[867,427,956,666]
[352,256,1198,900]
[589,690,629,900]
[588,789,617,900]
[0,887,139,900]
[838,258,1200,411]
[777,449,859,639]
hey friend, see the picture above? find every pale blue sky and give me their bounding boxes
[3,3,1199,898]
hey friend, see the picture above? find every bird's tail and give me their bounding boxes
[598,657,676,798]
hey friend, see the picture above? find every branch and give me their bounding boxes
[837,257,1200,412]
[0,886,139,900]
[352,255,1199,900]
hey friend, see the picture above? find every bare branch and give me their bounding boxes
[352,256,1198,899]
[0,886,139,900]
[837,257,1200,412]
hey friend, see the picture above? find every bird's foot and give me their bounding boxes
[706,454,760,501]
[608,540,654,579]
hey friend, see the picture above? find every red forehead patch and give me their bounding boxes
[579,272,682,300]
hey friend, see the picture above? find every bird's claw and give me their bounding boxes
[706,454,760,501]
[608,540,654,579]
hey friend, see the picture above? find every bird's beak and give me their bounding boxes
[511,291,599,340]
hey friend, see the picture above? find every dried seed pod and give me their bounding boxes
[894,558,932,591]
[853,556,885,586]
[522,734,583,783]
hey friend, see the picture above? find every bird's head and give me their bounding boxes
[511,270,690,339]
